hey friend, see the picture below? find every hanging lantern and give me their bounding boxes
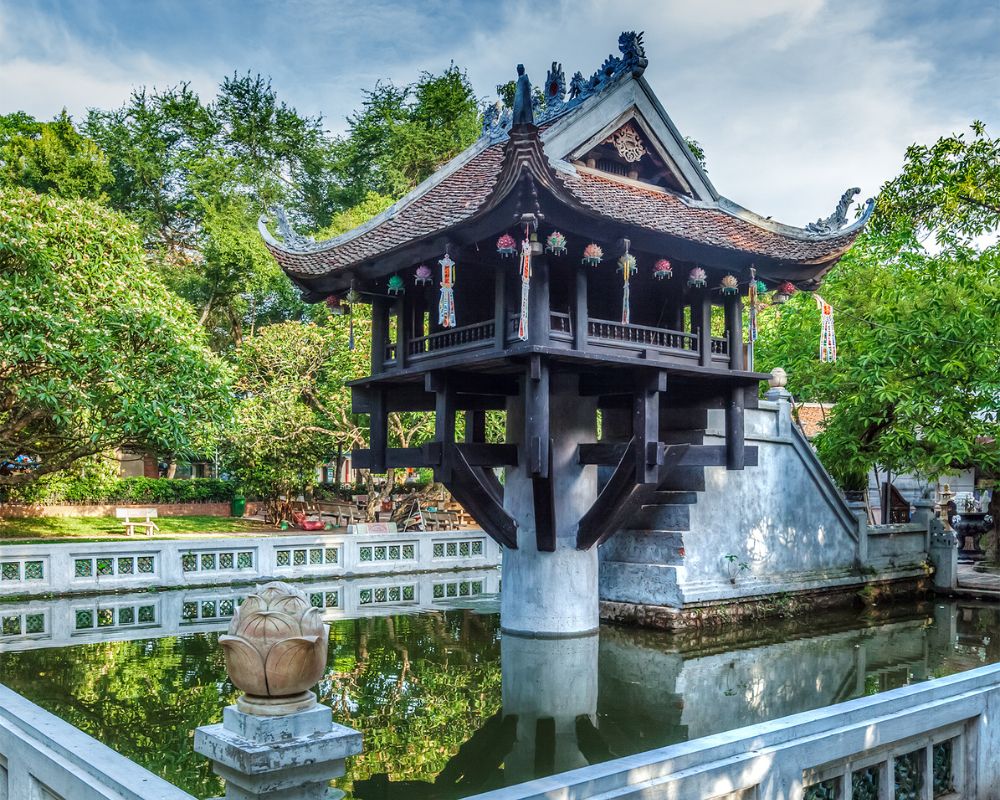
[687,267,707,288]
[496,233,517,258]
[387,274,404,295]
[720,274,739,295]
[345,288,363,305]
[414,264,433,286]
[545,231,567,256]
[581,243,603,266]
[438,254,457,328]
[814,294,837,362]
[653,258,673,280]
[618,243,636,324]
[345,287,363,351]
[754,279,768,295]
[325,295,346,316]
[772,280,797,304]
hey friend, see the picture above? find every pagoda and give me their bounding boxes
[262,31,871,636]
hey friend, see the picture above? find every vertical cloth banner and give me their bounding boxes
[438,254,456,328]
[814,294,837,362]
[747,270,758,371]
[517,227,531,341]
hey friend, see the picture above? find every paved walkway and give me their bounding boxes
[954,562,1000,599]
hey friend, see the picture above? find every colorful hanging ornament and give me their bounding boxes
[517,223,532,340]
[545,230,567,256]
[387,274,404,295]
[687,267,707,288]
[772,281,797,305]
[581,243,603,266]
[415,264,433,286]
[754,280,768,295]
[653,258,673,280]
[720,274,739,295]
[814,294,837,362]
[345,287,362,351]
[748,268,760,370]
[438,254,457,328]
[618,243,637,324]
[325,295,346,316]
[496,233,517,258]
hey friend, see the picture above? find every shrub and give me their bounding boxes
[7,475,235,505]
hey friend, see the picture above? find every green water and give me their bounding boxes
[1,599,997,798]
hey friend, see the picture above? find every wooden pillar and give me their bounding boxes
[528,253,550,345]
[371,298,388,374]
[465,409,487,443]
[725,385,745,470]
[698,291,713,366]
[574,262,588,351]
[725,295,745,371]
[667,289,683,333]
[525,355,550,478]
[494,260,506,350]
[633,372,665,484]
[432,374,456,482]
[397,291,410,369]
[368,388,388,474]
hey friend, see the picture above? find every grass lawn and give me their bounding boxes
[0,515,280,543]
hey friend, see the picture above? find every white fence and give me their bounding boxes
[0,529,500,598]
[469,661,1000,800]
[0,568,501,652]
[0,682,195,800]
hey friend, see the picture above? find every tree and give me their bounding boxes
[0,110,112,200]
[0,186,232,485]
[222,314,433,520]
[331,66,481,207]
[755,123,1000,488]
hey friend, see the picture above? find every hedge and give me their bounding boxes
[8,477,237,505]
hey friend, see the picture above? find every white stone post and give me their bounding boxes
[194,582,362,799]
[500,374,599,636]
[927,518,959,590]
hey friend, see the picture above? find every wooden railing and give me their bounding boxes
[550,311,572,335]
[408,320,495,359]
[711,337,729,355]
[384,343,396,363]
[587,318,697,352]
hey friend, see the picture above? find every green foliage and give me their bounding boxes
[756,123,1000,485]
[0,186,232,484]
[9,470,235,505]
[332,65,481,206]
[0,110,112,200]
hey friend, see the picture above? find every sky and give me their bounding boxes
[1,0,997,225]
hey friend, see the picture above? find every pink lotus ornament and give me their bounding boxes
[545,231,567,256]
[772,281,797,304]
[653,258,673,280]
[496,233,517,257]
[687,267,707,288]
[581,243,603,266]
[720,274,739,295]
[414,265,433,286]
[219,581,329,716]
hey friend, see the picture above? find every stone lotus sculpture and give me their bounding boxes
[220,581,329,716]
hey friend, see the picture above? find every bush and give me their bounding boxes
[8,476,236,505]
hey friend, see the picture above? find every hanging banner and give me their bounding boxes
[438,254,456,328]
[814,294,837,362]
[517,227,532,341]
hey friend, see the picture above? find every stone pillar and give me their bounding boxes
[195,705,361,800]
[764,384,793,439]
[501,374,599,636]
[928,518,959,591]
[500,633,599,785]
[846,498,869,565]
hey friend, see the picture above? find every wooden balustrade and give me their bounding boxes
[587,318,697,352]
[408,320,496,358]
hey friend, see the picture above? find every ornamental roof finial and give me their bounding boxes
[512,64,534,127]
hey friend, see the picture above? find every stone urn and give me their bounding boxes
[220,581,329,716]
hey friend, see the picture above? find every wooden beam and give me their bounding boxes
[494,260,507,351]
[528,253,550,344]
[434,376,457,483]
[397,290,411,369]
[725,295,745,371]
[454,443,518,467]
[367,389,389,474]
[353,386,505,414]
[352,443,517,470]
[633,372,663,484]
[465,409,486,443]
[447,446,518,549]
[579,443,758,468]
[698,291,713,367]
[574,262,588,351]
[725,384,746,470]
[427,372,518,397]
[532,440,556,552]
[577,438,652,549]
[525,355,549,477]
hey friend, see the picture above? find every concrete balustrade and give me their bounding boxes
[0,528,500,598]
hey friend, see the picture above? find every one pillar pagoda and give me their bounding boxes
[262,31,872,636]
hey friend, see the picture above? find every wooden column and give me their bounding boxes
[432,374,456,482]
[633,372,665,484]
[574,262,588,351]
[494,260,506,350]
[397,291,410,369]
[371,298,388,374]
[666,289,683,334]
[725,385,745,470]
[465,409,487,443]
[528,253,550,345]
[725,295,745,371]
[698,291,713,366]
[525,355,549,478]
[368,388,388,474]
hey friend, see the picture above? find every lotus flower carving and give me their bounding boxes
[220,581,329,715]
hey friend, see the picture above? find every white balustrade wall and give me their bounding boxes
[0,529,500,598]
[468,662,1000,800]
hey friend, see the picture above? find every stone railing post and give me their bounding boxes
[927,518,959,591]
[846,499,868,565]
[194,581,361,799]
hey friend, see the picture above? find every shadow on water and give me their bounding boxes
[2,592,999,799]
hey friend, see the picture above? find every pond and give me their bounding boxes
[1,586,997,799]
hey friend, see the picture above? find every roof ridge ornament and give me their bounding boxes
[806,188,861,234]
[269,205,316,252]
[512,64,535,127]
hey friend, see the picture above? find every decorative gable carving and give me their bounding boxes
[575,117,690,194]
[605,123,646,163]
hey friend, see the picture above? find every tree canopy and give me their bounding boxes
[0,186,231,484]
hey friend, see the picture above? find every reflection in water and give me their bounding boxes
[1,595,999,799]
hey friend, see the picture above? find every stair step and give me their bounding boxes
[650,491,698,505]
[600,530,685,564]
[629,503,690,531]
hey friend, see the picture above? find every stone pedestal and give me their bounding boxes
[928,520,959,590]
[501,374,599,636]
[195,704,361,800]
[500,633,599,785]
